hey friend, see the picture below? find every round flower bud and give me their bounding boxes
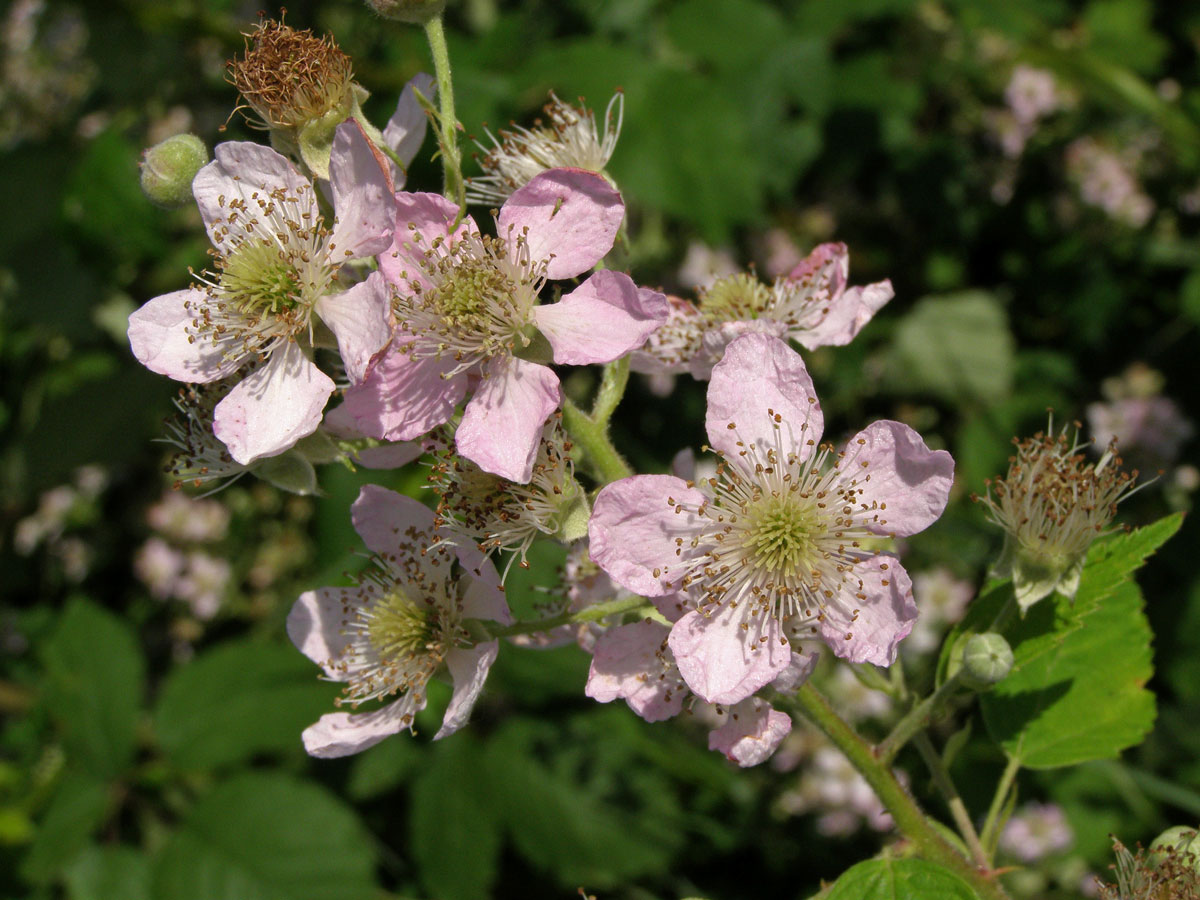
[961,633,1014,686]
[139,134,208,209]
[364,0,447,23]
[1149,826,1200,873]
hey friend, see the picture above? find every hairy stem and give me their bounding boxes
[980,754,1022,857]
[488,594,650,638]
[789,683,1010,900]
[914,731,990,869]
[876,670,965,764]
[422,15,465,208]
[562,363,635,486]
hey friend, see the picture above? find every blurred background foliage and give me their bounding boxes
[2,0,1199,897]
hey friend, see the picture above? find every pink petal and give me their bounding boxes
[213,342,334,465]
[193,142,316,254]
[302,694,425,758]
[819,556,917,667]
[353,442,424,468]
[497,168,623,280]
[128,289,241,383]
[708,698,792,767]
[838,420,955,537]
[460,567,512,624]
[533,271,669,365]
[668,605,792,705]
[696,318,789,379]
[434,641,499,740]
[335,340,468,441]
[794,280,894,350]
[287,587,357,679]
[588,474,707,597]
[771,649,820,692]
[586,620,686,722]
[328,119,395,259]
[786,241,849,296]
[456,357,561,483]
[380,192,476,289]
[384,73,435,173]
[350,483,436,557]
[705,333,823,464]
[314,273,392,383]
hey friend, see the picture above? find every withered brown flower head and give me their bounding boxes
[227,19,355,130]
[1097,836,1200,900]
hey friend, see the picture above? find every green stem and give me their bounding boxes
[788,683,1010,900]
[562,395,633,485]
[876,670,965,764]
[980,754,1021,857]
[422,16,465,208]
[913,732,990,870]
[591,357,630,426]
[489,594,650,638]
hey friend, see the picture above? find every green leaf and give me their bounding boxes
[21,771,110,885]
[824,857,980,899]
[889,292,1015,406]
[64,846,151,900]
[979,516,1182,768]
[664,0,787,71]
[154,639,338,770]
[410,736,501,900]
[150,773,377,900]
[346,735,419,801]
[41,599,144,778]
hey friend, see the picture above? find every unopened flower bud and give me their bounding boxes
[962,632,1013,687]
[364,0,447,24]
[1149,826,1200,873]
[140,134,208,208]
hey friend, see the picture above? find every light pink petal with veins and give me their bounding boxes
[460,568,512,625]
[287,587,357,679]
[127,289,242,383]
[328,119,395,259]
[302,693,426,758]
[589,474,707,598]
[350,484,438,559]
[786,241,849,297]
[838,420,955,537]
[668,605,792,705]
[213,341,334,465]
[818,556,917,667]
[708,698,792,767]
[384,73,435,174]
[314,272,392,383]
[794,280,894,350]
[193,141,316,254]
[335,339,468,441]
[586,620,686,722]
[380,192,477,290]
[498,168,623,280]
[705,332,823,464]
[456,357,561,483]
[771,649,820,693]
[694,318,789,380]
[435,641,499,740]
[534,271,668,365]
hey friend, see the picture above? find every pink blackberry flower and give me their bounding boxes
[128,120,395,465]
[287,485,511,757]
[335,167,668,483]
[590,333,953,705]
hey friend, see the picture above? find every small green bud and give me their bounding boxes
[961,632,1014,687]
[1149,826,1200,872]
[140,134,208,208]
[364,0,448,23]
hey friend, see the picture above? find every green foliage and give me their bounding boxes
[64,846,151,900]
[981,515,1182,768]
[40,599,144,779]
[154,639,338,770]
[824,857,981,899]
[150,773,378,900]
[20,771,110,885]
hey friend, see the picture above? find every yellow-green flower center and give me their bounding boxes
[700,273,773,322]
[431,258,513,328]
[742,493,822,579]
[366,590,437,660]
[220,239,302,315]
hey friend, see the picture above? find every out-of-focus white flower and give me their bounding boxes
[1066,137,1155,228]
[999,802,1074,863]
[175,552,232,620]
[906,568,974,656]
[134,537,185,600]
[677,241,739,291]
[147,491,231,544]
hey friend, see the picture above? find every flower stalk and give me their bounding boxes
[488,594,650,639]
[422,15,465,208]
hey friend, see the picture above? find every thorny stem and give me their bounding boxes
[788,683,1011,900]
[980,753,1022,858]
[913,731,990,870]
[422,15,465,209]
[876,670,966,764]
[488,594,650,638]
